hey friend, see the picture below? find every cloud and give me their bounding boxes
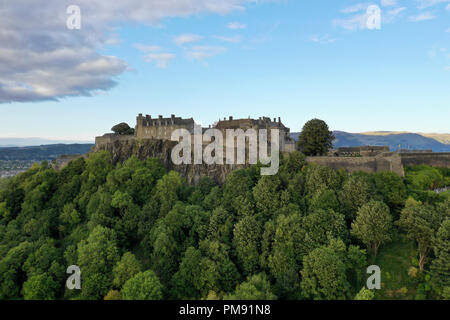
[381,0,397,6]
[143,53,176,68]
[415,0,450,9]
[133,44,162,52]
[341,3,370,13]
[213,35,242,43]
[446,3,450,9]
[0,0,252,103]
[227,22,247,29]
[388,7,406,16]
[310,34,337,44]
[409,12,435,21]
[333,13,369,30]
[187,46,227,61]
[173,34,204,46]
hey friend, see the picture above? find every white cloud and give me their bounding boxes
[388,7,406,16]
[409,12,435,21]
[173,34,204,46]
[310,34,337,44]
[0,0,252,103]
[133,44,162,52]
[214,35,242,43]
[187,46,227,60]
[341,3,370,13]
[446,3,450,9]
[416,0,450,9]
[227,22,247,29]
[381,0,397,6]
[143,53,175,68]
[333,13,369,30]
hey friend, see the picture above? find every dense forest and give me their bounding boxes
[0,151,448,300]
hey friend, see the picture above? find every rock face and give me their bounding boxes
[92,138,247,184]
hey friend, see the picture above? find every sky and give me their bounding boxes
[0,0,449,141]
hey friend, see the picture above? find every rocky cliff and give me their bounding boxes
[92,138,247,184]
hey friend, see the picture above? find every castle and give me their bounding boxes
[93,113,450,180]
[132,114,296,153]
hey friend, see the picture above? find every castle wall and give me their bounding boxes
[306,155,405,176]
[399,153,450,168]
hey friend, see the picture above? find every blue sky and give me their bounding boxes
[1,0,449,141]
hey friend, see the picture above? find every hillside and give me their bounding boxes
[0,144,94,161]
[0,138,94,147]
[290,131,450,152]
[361,132,450,145]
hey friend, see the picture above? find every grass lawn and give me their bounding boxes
[372,234,419,300]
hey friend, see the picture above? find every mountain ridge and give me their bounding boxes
[290,131,450,152]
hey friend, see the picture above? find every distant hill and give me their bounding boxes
[0,138,94,147]
[0,144,94,161]
[359,132,450,145]
[290,131,450,152]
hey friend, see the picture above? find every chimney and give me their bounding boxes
[273,118,276,122]
[159,115,163,119]
[229,116,233,121]
[278,117,281,123]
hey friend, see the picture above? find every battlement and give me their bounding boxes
[137,114,195,128]
[214,116,289,132]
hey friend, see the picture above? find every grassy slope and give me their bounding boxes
[373,234,418,300]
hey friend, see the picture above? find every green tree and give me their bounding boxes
[296,119,335,156]
[397,198,444,271]
[113,252,142,288]
[430,219,450,299]
[253,176,282,219]
[171,247,204,299]
[351,200,393,256]
[121,270,163,300]
[111,122,135,135]
[224,274,276,300]
[301,239,351,300]
[77,226,120,299]
[354,287,375,300]
[233,215,262,276]
[22,273,58,300]
[338,174,375,220]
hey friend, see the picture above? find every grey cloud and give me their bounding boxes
[0,0,250,103]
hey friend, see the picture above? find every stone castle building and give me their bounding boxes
[133,113,296,153]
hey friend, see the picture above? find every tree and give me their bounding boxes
[268,214,304,299]
[22,273,57,300]
[113,252,142,288]
[233,215,262,276]
[224,274,276,300]
[351,200,393,256]
[302,209,348,254]
[77,226,120,299]
[121,270,163,300]
[354,287,375,300]
[339,174,375,220]
[170,247,204,299]
[397,198,443,271]
[104,290,121,300]
[111,122,135,135]
[301,239,351,300]
[296,119,335,156]
[430,219,450,299]
[253,176,282,219]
